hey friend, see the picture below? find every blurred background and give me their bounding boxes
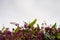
[0,0,60,31]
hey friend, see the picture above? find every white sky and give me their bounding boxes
[0,0,60,30]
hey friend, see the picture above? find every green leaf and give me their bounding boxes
[52,23,56,28]
[37,24,39,27]
[2,27,5,31]
[51,35,55,39]
[36,24,40,29]
[45,33,52,40]
[14,27,19,33]
[57,33,60,39]
[29,19,37,28]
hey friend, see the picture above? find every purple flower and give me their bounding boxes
[16,30,23,37]
[27,33,32,40]
[45,27,50,32]
[58,28,60,33]
[24,22,28,28]
[10,22,19,26]
[37,32,44,40]
[0,34,6,40]
[7,31,11,35]
[0,30,2,34]
[15,23,19,26]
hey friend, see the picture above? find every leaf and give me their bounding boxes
[36,24,40,29]
[2,27,5,31]
[14,27,19,33]
[52,23,56,28]
[28,19,37,28]
[37,24,39,27]
[51,35,55,40]
[44,33,53,40]
[57,33,60,39]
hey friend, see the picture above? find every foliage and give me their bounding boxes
[0,19,60,40]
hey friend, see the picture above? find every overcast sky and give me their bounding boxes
[0,0,60,30]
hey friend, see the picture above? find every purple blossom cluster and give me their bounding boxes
[0,19,60,40]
